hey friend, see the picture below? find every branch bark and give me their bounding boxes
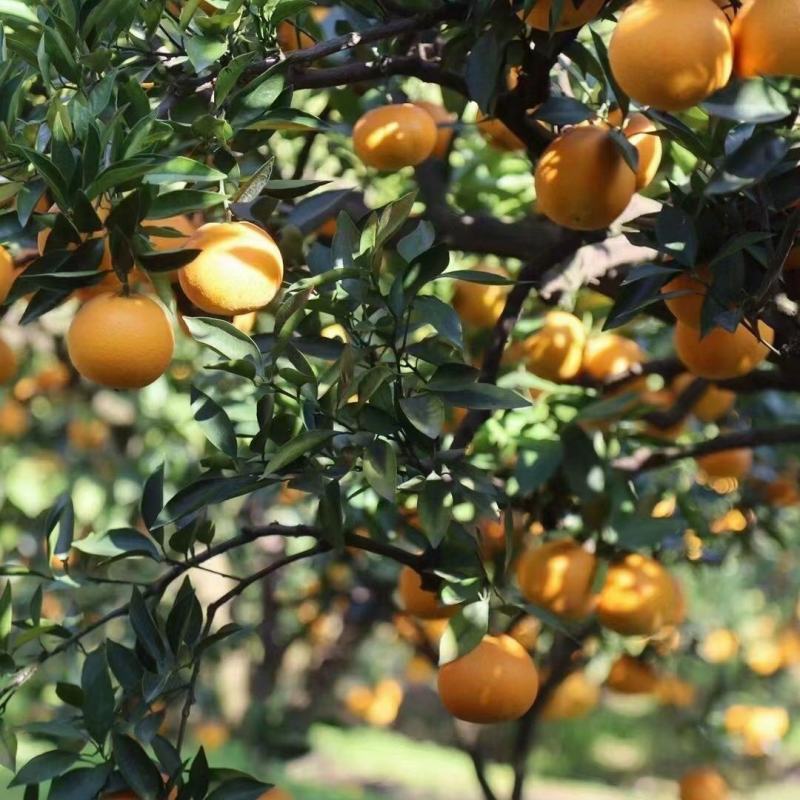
[614,424,800,474]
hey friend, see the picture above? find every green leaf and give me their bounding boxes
[129,588,166,664]
[148,190,225,218]
[412,296,463,349]
[363,440,396,501]
[0,583,11,646]
[112,733,164,800]
[702,78,790,123]
[532,96,595,126]
[158,474,271,525]
[186,34,228,73]
[185,317,263,365]
[246,108,325,131]
[400,394,445,439]
[317,480,344,549]
[107,640,143,692]
[206,778,273,800]
[0,0,38,23]
[417,479,451,547]
[10,750,79,786]
[398,221,435,263]
[435,384,529,410]
[72,528,161,561]
[439,598,490,666]
[49,765,112,800]
[143,157,226,185]
[513,439,563,494]
[81,647,115,743]
[260,178,331,199]
[84,156,163,198]
[264,430,335,474]
[214,51,254,108]
[441,269,514,285]
[191,386,238,457]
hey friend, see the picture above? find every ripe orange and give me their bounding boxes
[67,292,175,389]
[0,399,29,438]
[0,245,16,304]
[535,126,636,231]
[582,333,645,381]
[67,418,110,450]
[476,113,525,152]
[276,20,315,52]
[437,634,539,723]
[762,476,800,507]
[606,654,659,694]
[731,0,800,78]
[414,101,456,160]
[260,788,293,800]
[508,615,541,651]
[696,448,752,480]
[671,373,735,422]
[452,266,510,328]
[179,222,284,315]
[673,320,773,380]
[523,0,605,31]
[397,566,454,620]
[661,266,713,328]
[679,767,729,800]
[353,104,438,170]
[515,538,596,619]
[610,113,663,190]
[520,311,586,382]
[655,675,697,707]
[233,311,258,334]
[639,389,686,441]
[541,670,599,721]
[0,336,17,383]
[608,0,734,111]
[597,553,675,637]
[144,214,197,252]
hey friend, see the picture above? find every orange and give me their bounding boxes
[353,104,438,170]
[515,538,596,619]
[36,361,71,393]
[524,0,605,31]
[732,0,800,79]
[671,373,735,422]
[260,789,293,800]
[452,266,510,328]
[0,245,15,303]
[655,675,697,707]
[541,670,599,720]
[233,311,257,334]
[0,336,17,383]
[437,634,539,723]
[535,127,636,231]
[662,266,714,328]
[616,113,663,190]
[679,767,729,800]
[508,615,541,651]
[276,20,315,52]
[763,476,800,507]
[67,292,174,389]
[194,720,230,751]
[597,553,675,636]
[745,639,783,676]
[639,389,686,441]
[520,311,586,382]
[397,566,454,620]
[609,0,733,112]
[582,333,645,381]
[179,222,284,315]
[476,113,525,152]
[67,418,110,450]
[606,654,659,694]
[414,101,456,159]
[0,399,29,438]
[144,214,197,252]
[316,218,337,239]
[674,320,773,380]
[696,448,752,480]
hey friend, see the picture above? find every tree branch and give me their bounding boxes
[614,425,800,474]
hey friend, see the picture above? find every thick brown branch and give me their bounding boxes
[614,425,800,474]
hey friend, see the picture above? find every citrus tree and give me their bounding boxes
[0,0,799,798]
